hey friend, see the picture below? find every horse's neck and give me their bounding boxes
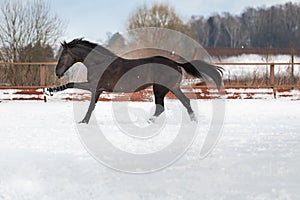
[83,53,117,67]
[83,50,118,83]
[81,45,117,66]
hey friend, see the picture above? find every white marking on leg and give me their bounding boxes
[189,113,198,122]
[147,116,157,124]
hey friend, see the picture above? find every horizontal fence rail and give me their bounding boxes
[0,86,300,102]
[214,62,300,87]
[0,62,58,87]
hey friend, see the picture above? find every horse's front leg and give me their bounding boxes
[45,82,93,95]
[79,90,102,124]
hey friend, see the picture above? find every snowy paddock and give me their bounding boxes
[0,99,299,200]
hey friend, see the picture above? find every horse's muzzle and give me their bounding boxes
[56,73,62,79]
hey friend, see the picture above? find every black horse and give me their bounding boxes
[47,38,223,124]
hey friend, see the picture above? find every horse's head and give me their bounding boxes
[55,41,78,78]
[55,38,115,78]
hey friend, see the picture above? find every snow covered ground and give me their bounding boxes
[0,99,299,199]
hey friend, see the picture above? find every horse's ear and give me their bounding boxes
[61,41,68,49]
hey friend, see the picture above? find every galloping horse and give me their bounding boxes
[47,38,223,124]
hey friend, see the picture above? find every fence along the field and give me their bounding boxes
[216,62,300,87]
[0,62,299,87]
[0,62,60,86]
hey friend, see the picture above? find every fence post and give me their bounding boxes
[40,64,46,86]
[270,63,276,98]
[291,47,295,84]
[40,64,47,102]
[270,63,275,87]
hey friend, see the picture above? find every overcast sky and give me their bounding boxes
[45,0,300,43]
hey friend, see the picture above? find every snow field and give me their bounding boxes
[0,99,299,199]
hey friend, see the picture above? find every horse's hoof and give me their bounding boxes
[189,113,198,123]
[44,88,53,96]
[78,119,89,124]
[147,117,156,124]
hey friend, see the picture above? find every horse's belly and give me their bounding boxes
[111,74,152,92]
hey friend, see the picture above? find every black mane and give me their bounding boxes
[61,38,116,57]
[62,38,98,49]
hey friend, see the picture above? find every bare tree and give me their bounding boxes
[222,13,242,48]
[127,3,194,38]
[30,1,64,47]
[0,0,65,86]
[207,15,222,47]
[0,0,64,62]
[190,16,210,47]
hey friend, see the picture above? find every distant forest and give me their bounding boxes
[190,2,300,48]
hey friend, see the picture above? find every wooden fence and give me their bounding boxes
[215,62,300,87]
[0,61,299,101]
[0,62,57,86]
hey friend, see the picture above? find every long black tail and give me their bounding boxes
[179,60,223,91]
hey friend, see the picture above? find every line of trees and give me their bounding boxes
[191,2,300,48]
[123,2,300,48]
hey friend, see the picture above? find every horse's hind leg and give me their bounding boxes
[148,84,169,123]
[171,87,197,122]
